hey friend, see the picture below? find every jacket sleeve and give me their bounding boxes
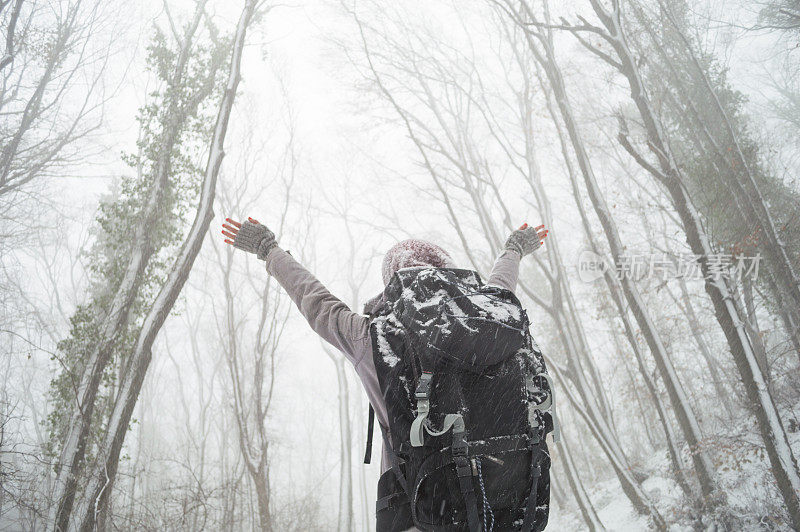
[486,249,521,293]
[264,247,370,363]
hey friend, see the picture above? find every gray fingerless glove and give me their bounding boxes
[232,220,277,260]
[504,226,542,257]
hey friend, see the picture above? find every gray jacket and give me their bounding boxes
[264,248,521,473]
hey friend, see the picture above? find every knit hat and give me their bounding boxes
[364,239,456,315]
[381,238,456,286]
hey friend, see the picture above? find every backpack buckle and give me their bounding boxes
[415,372,432,400]
[452,444,468,458]
[452,431,468,458]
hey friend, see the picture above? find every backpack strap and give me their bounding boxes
[375,490,408,513]
[407,416,482,532]
[363,404,376,464]
[378,420,409,496]
[410,372,466,448]
[452,427,481,532]
[520,440,546,532]
[410,372,433,447]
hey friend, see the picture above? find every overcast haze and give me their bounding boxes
[2,0,800,530]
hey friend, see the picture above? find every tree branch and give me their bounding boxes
[0,0,23,71]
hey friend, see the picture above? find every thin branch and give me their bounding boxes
[571,30,623,70]
[0,0,23,71]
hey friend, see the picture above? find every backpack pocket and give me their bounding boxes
[410,441,539,530]
[392,269,529,371]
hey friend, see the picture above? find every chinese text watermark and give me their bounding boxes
[577,250,761,283]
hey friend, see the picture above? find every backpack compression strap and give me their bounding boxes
[520,440,547,532]
[364,404,376,464]
[410,372,432,447]
[408,372,481,531]
[410,372,467,448]
[453,429,481,532]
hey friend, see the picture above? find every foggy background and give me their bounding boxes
[1,0,799,529]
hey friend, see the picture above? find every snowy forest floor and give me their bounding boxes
[549,400,800,530]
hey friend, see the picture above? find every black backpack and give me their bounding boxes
[364,267,557,532]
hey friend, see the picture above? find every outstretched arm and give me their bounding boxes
[222,217,369,362]
[486,223,548,293]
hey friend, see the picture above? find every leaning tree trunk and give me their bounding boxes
[501,34,668,521]
[549,315,667,529]
[655,0,800,326]
[570,0,800,524]
[513,67,616,430]
[633,0,800,363]
[615,333,659,450]
[49,5,210,529]
[667,277,735,419]
[506,0,717,501]
[536,63,693,498]
[522,180,663,521]
[558,434,606,531]
[595,249,693,498]
[549,470,568,510]
[70,3,260,529]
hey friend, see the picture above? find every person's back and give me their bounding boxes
[221,217,550,531]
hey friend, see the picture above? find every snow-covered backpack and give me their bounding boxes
[364,267,558,532]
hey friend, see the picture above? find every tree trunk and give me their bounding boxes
[656,0,800,326]
[548,358,666,529]
[536,63,694,497]
[517,110,664,524]
[633,0,800,365]
[323,345,354,532]
[559,435,606,531]
[49,5,209,528]
[618,340,659,451]
[578,0,800,523]
[253,466,272,531]
[510,0,717,500]
[668,277,735,419]
[69,3,260,529]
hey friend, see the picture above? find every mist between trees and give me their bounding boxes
[1,0,799,530]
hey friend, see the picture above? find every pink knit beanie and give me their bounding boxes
[381,239,456,286]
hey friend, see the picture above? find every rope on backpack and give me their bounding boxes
[475,457,494,532]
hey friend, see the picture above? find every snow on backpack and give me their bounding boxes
[364,266,559,532]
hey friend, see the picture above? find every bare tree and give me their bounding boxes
[315,196,377,532]
[0,0,23,71]
[530,45,695,498]
[50,1,264,528]
[510,0,800,525]
[320,342,354,532]
[211,109,297,530]
[629,0,800,363]
[558,432,605,531]
[505,0,719,503]
[0,0,110,221]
